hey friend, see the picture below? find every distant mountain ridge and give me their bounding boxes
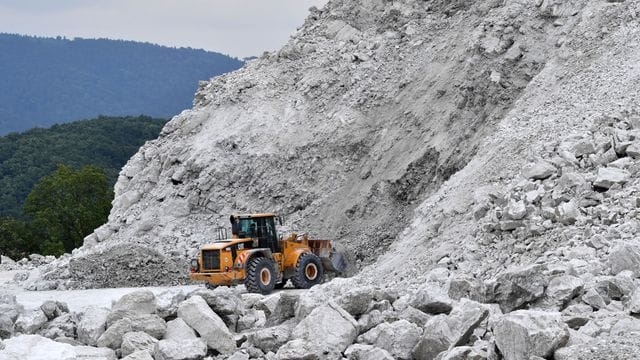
[0,33,244,134]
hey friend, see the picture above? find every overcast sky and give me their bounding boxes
[0,0,328,58]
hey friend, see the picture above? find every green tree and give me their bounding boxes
[0,218,36,260]
[24,164,112,254]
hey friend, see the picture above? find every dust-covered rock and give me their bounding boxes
[107,290,157,326]
[357,319,422,359]
[121,331,158,357]
[278,302,357,358]
[490,264,548,312]
[344,343,394,360]
[14,309,48,334]
[78,306,110,346]
[494,310,569,360]
[177,295,235,354]
[153,338,207,360]
[412,299,489,360]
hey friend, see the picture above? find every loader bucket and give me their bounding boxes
[321,249,347,273]
[308,239,347,273]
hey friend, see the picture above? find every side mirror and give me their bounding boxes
[278,215,285,225]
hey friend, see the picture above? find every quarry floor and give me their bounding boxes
[0,269,201,311]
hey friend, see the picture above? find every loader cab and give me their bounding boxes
[230,214,279,252]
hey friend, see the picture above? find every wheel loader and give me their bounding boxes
[189,213,346,294]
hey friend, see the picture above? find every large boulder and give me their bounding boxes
[593,167,630,189]
[344,344,394,360]
[155,289,186,319]
[409,285,453,315]
[522,161,556,180]
[357,319,422,359]
[0,294,21,322]
[493,310,569,360]
[237,309,267,332]
[128,314,166,339]
[505,200,527,220]
[412,299,489,360]
[0,335,75,360]
[275,339,324,360]
[246,320,294,353]
[14,309,48,334]
[626,142,640,158]
[556,201,580,225]
[398,306,431,327]
[267,292,300,326]
[78,306,110,346]
[121,331,158,357]
[0,314,13,340]
[189,287,244,316]
[627,287,640,314]
[164,318,197,341]
[107,290,157,326]
[40,300,68,320]
[337,286,384,317]
[490,264,548,312]
[0,334,116,360]
[293,284,333,319]
[97,318,133,349]
[448,274,485,302]
[39,313,77,339]
[609,241,640,276]
[581,288,607,310]
[255,293,281,317]
[177,295,235,354]
[277,302,357,358]
[357,309,387,333]
[153,339,207,360]
[544,275,584,308]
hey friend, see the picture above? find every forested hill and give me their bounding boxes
[0,33,244,134]
[0,116,166,218]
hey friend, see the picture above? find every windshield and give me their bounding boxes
[235,216,278,251]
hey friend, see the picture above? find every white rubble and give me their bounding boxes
[177,295,235,354]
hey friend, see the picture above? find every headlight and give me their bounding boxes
[190,259,198,270]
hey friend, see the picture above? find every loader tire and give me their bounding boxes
[291,253,324,289]
[245,257,276,295]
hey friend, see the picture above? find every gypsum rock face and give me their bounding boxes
[42,0,567,288]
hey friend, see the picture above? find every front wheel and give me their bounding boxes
[245,257,276,295]
[291,253,324,289]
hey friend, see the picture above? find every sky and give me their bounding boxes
[0,0,329,58]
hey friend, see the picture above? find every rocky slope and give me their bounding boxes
[8,0,640,358]
[43,0,603,287]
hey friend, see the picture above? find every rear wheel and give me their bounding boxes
[245,257,276,294]
[291,253,324,289]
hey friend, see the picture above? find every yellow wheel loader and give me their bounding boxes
[189,213,346,294]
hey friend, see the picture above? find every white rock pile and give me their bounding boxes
[4,266,640,360]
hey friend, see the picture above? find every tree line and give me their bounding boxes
[0,164,111,258]
[0,116,166,259]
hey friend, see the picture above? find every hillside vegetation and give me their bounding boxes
[0,34,243,134]
[0,116,166,219]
